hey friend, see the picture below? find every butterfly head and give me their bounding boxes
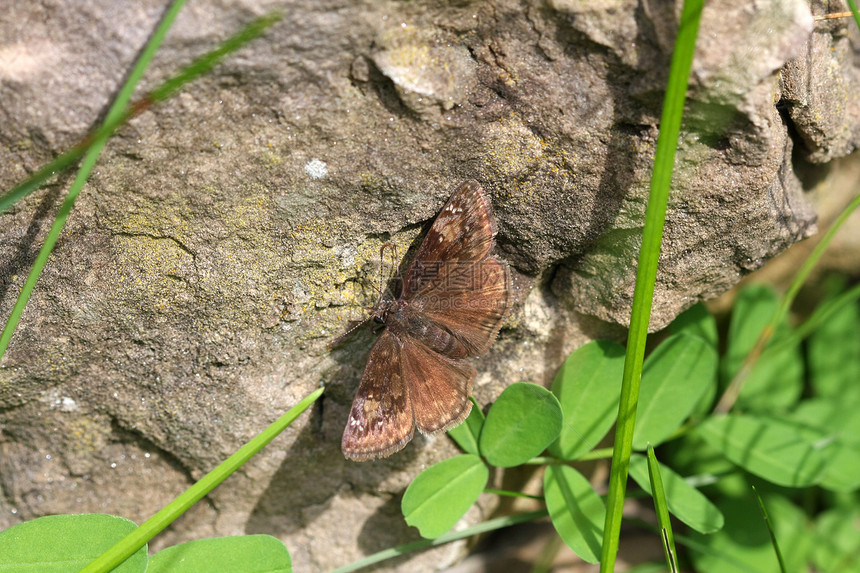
[371,297,399,325]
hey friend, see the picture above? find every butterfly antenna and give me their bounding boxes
[329,314,372,348]
[391,243,404,289]
[379,243,399,299]
[377,244,388,298]
[331,246,391,349]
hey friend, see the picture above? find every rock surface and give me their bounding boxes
[0,0,857,571]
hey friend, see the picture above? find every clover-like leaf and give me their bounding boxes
[633,333,717,449]
[480,383,562,467]
[544,465,604,563]
[149,535,291,572]
[401,454,488,538]
[0,514,146,573]
[548,340,625,460]
[697,414,831,487]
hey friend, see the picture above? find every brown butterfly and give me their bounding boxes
[341,180,512,461]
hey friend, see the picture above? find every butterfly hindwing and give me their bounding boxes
[400,337,475,434]
[341,331,414,461]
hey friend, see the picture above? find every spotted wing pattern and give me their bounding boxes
[403,181,511,356]
[401,180,497,300]
[341,331,413,461]
[341,180,510,461]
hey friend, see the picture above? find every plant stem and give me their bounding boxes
[599,1,703,570]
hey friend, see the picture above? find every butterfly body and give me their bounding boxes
[341,180,511,461]
[375,298,470,359]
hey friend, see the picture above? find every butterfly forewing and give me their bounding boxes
[400,338,475,434]
[341,331,414,461]
[402,180,496,300]
[417,254,511,356]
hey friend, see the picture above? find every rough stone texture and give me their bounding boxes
[782,0,860,164]
[0,0,857,571]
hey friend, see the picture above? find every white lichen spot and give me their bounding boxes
[304,158,328,179]
[60,396,78,412]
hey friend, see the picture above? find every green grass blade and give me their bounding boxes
[715,192,860,413]
[0,0,185,215]
[848,0,860,29]
[0,11,282,359]
[600,0,704,570]
[646,446,678,572]
[752,486,787,573]
[0,0,188,357]
[628,455,724,534]
[0,11,281,216]
[147,12,282,104]
[766,282,860,356]
[331,510,548,573]
[79,387,323,573]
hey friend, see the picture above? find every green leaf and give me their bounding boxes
[0,514,146,572]
[785,398,860,492]
[696,414,831,487]
[447,397,484,455]
[740,343,804,412]
[670,302,718,348]
[543,465,604,563]
[149,535,291,572]
[689,493,811,573]
[670,304,719,417]
[633,333,717,450]
[722,285,802,411]
[401,454,488,538]
[723,284,779,377]
[629,454,724,534]
[808,294,860,401]
[547,340,625,460]
[480,382,563,467]
[813,506,860,573]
